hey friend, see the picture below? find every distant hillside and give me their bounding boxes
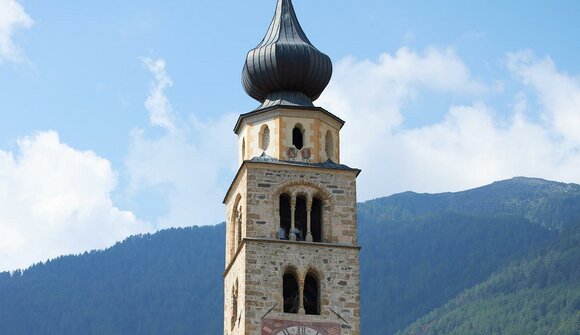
[398,227,580,335]
[0,177,578,335]
[358,177,580,334]
[0,226,225,334]
[361,177,580,231]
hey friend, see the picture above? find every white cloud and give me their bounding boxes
[508,50,580,145]
[0,0,33,63]
[373,47,487,94]
[124,58,237,229]
[0,57,236,271]
[321,48,485,136]
[142,57,178,133]
[4,48,577,271]
[388,103,578,193]
[318,47,489,180]
[318,47,580,200]
[0,131,152,271]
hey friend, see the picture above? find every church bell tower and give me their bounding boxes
[223,1,361,334]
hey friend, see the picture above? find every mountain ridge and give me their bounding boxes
[1,176,578,334]
[361,176,580,231]
[398,226,580,335]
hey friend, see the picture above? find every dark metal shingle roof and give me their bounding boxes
[242,0,333,110]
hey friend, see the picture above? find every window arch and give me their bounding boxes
[311,197,322,242]
[236,204,242,247]
[325,130,334,160]
[283,271,300,313]
[295,195,307,241]
[292,124,304,150]
[279,194,291,240]
[259,125,270,151]
[230,194,242,259]
[303,272,320,315]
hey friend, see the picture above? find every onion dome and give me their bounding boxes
[242,0,333,109]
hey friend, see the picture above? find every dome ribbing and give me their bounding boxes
[242,0,333,109]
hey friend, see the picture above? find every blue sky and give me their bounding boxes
[1,0,580,271]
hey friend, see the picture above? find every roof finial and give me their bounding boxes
[242,0,333,110]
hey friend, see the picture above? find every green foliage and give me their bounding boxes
[362,177,580,231]
[0,225,225,335]
[357,177,580,334]
[398,228,580,335]
[358,211,555,335]
[0,177,578,334]
[356,176,580,334]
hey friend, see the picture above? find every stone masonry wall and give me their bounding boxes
[236,107,342,166]
[242,240,360,335]
[224,244,247,335]
[224,162,360,335]
[244,163,358,245]
[225,171,248,265]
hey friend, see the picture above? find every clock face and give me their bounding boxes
[262,318,339,335]
[274,326,321,335]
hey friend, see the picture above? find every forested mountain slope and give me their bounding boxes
[360,177,580,231]
[358,177,580,334]
[0,177,578,334]
[399,227,580,335]
[359,211,554,334]
[0,226,225,334]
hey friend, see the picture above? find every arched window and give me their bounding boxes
[236,205,242,247]
[311,197,322,242]
[231,280,238,330]
[283,272,300,313]
[279,194,291,240]
[292,124,304,150]
[231,195,242,258]
[295,196,307,241]
[325,130,334,160]
[303,273,320,315]
[259,125,270,151]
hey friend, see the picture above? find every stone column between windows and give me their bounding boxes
[298,278,305,314]
[306,196,313,242]
[290,196,297,241]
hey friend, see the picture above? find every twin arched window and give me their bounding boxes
[283,271,320,315]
